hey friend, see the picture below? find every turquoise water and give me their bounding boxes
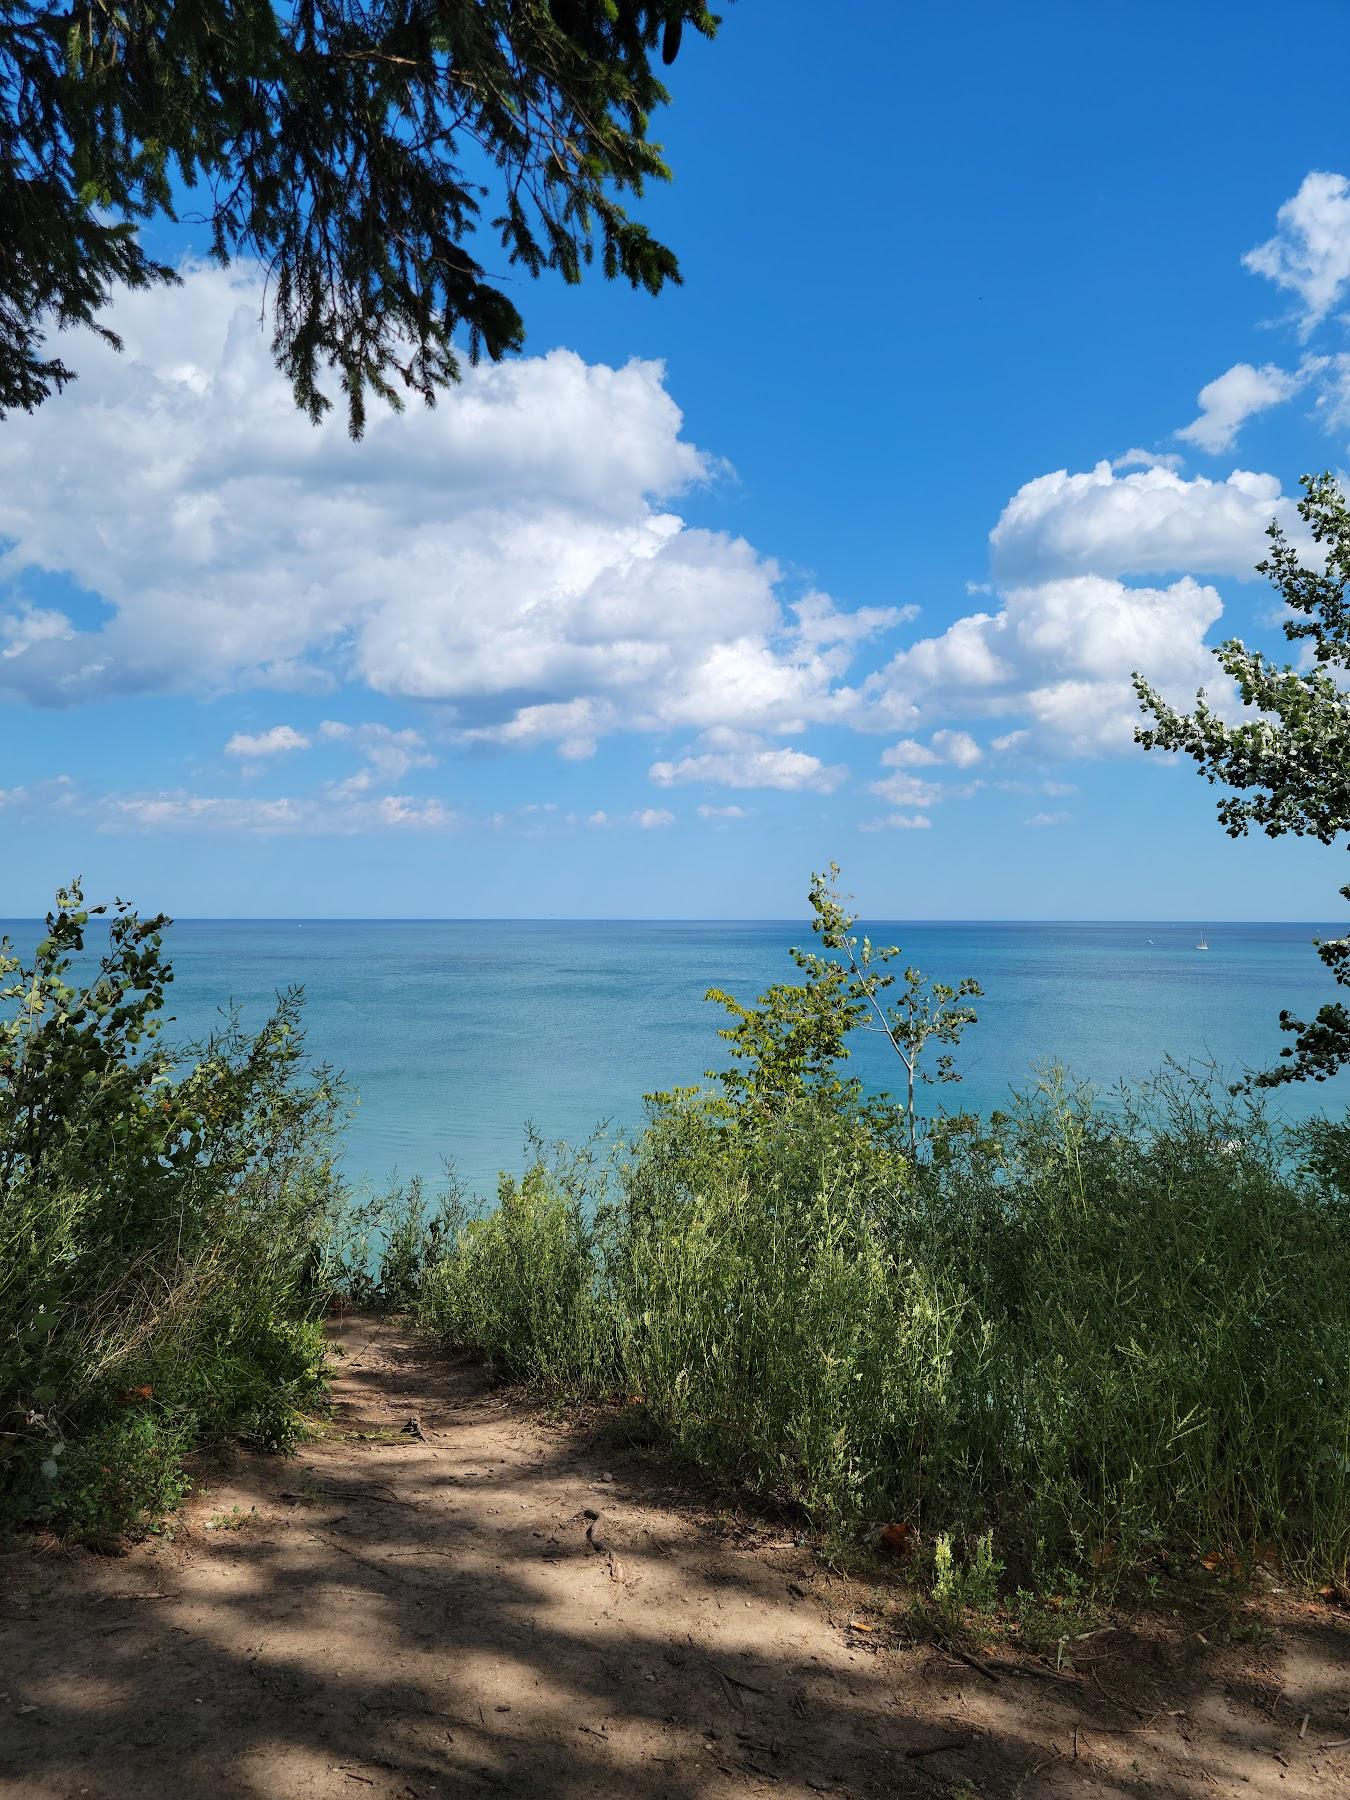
[2,918,1346,1193]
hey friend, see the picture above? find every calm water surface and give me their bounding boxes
[3,919,1345,1193]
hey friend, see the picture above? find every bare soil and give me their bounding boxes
[1,1315,1347,1798]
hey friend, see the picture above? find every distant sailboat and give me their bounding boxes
[1196,932,1209,951]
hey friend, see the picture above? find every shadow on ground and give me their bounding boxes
[0,1317,1345,1799]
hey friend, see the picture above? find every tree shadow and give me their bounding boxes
[0,1318,1345,1799]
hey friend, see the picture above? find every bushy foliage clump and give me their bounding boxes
[418,873,1350,1588]
[0,884,344,1540]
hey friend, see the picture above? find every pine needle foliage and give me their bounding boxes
[0,1,720,432]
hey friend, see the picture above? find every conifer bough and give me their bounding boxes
[0,1,719,434]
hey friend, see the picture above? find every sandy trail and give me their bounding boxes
[1,1315,1346,1798]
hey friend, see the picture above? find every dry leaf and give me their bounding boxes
[879,1522,916,1557]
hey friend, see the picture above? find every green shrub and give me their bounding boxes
[0,883,345,1538]
[416,867,1350,1589]
[931,1530,1003,1630]
[420,1160,617,1394]
[418,1074,1350,1584]
[29,1411,192,1543]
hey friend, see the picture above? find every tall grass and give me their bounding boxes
[419,1072,1350,1586]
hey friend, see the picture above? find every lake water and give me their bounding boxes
[2,918,1345,1193]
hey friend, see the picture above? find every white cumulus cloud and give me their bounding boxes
[0,264,899,759]
[868,771,944,808]
[1243,171,1350,338]
[859,812,932,832]
[989,461,1292,585]
[649,731,846,793]
[224,724,310,757]
[318,720,436,791]
[880,729,983,769]
[100,790,457,834]
[2,606,74,661]
[1111,448,1184,473]
[1176,362,1308,454]
[865,573,1223,754]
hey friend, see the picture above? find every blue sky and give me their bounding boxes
[3,0,1350,918]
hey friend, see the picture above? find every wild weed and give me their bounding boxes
[417,1072,1350,1586]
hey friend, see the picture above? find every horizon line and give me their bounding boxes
[0,915,1341,928]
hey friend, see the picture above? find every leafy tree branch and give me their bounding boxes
[1134,472,1350,1084]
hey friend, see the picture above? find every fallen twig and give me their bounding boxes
[948,1644,1001,1683]
[322,1484,417,1508]
[1012,1747,1061,1797]
[1005,1661,1080,1686]
[713,1664,768,1696]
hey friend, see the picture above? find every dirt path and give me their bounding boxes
[1,1317,1347,1799]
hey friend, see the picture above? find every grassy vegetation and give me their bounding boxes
[6,871,1349,1600]
[417,1072,1350,1588]
[415,873,1350,1593]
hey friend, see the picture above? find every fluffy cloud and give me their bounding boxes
[859,812,932,832]
[697,803,749,820]
[1111,449,1183,473]
[866,573,1223,754]
[1243,171,1350,337]
[1176,362,1308,454]
[989,461,1292,584]
[880,729,982,769]
[791,591,915,648]
[104,791,457,833]
[225,724,310,757]
[868,771,944,808]
[2,606,73,661]
[996,778,1077,796]
[584,807,675,829]
[1025,810,1072,828]
[11,203,1326,818]
[649,731,847,792]
[318,720,436,793]
[0,769,456,833]
[0,264,899,757]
